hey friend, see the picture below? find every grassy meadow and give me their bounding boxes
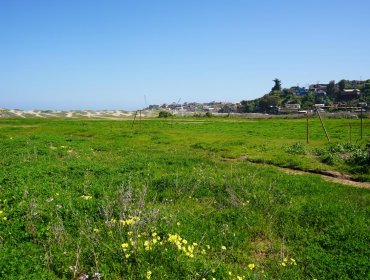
[0,116,369,279]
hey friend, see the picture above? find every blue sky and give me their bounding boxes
[1,0,369,110]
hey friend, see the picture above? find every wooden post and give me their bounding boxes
[316,107,330,142]
[306,111,309,144]
[131,111,137,129]
[360,108,363,140]
[139,110,142,130]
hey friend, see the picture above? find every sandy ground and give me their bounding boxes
[0,109,134,119]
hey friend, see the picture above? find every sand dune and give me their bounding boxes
[0,109,136,119]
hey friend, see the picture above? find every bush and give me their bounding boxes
[286,142,306,155]
[347,146,370,171]
[158,111,172,118]
[328,143,357,154]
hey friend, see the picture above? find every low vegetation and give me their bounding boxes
[0,117,369,279]
[158,111,173,118]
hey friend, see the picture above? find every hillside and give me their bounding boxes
[240,79,370,113]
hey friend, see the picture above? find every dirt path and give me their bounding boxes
[222,156,370,189]
[279,168,370,189]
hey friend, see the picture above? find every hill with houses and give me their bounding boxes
[145,79,369,115]
[239,79,370,114]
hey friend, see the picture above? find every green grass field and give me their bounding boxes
[0,117,369,279]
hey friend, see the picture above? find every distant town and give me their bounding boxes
[146,79,370,115]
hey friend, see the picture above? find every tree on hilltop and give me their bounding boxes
[338,79,346,91]
[326,80,339,99]
[272,78,282,91]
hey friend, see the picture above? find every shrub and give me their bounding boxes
[286,143,306,155]
[158,111,172,118]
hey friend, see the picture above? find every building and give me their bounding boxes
[309,84,328,95]
[295,87,309,96]
[285,104,301,110]
[338,89,361,100]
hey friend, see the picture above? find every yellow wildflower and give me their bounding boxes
[121,243,129,251]
[144,240,152,251]
[146,270,152,279]
[248,263,255,270]
[221,245,226,250]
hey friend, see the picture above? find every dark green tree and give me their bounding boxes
[326,80,339,98]
[272,79,282,91]
[158,111,172,118]
[240,100,256,113]
[281,88,295,103]
[338,79,346,91]
[259,95,281,112]
[301,92,315,109]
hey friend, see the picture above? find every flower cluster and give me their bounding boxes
[119,216,140,226]
[167,233,199,258]
[113,222,298,279]
[281,257,297,267]
[143,232,162,251]
[0,210,7,221]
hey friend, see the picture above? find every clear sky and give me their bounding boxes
[1,0,369,110]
